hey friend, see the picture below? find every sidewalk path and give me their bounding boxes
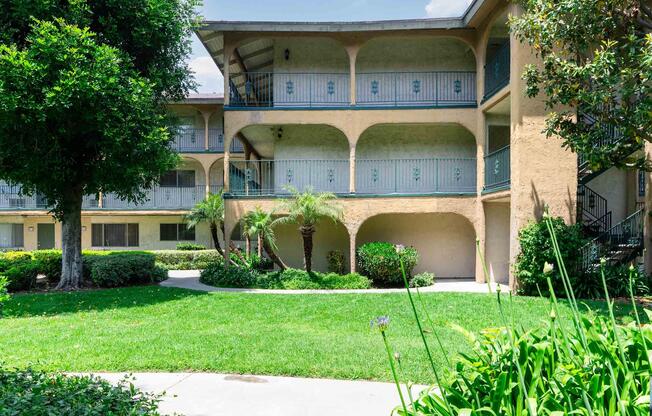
[162,270,508,294]
[96,372,428,416]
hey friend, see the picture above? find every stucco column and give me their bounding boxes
[223,150,230,193]
[349,145,356,193]
[346,46,359,106]
[644,142,652,274]
[97,192,103,208]
[349,229,357,273]
[200,111,211,150]
[204,167,211,197]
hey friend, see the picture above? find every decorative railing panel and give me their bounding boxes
[101,186,206,209]
[483,146,510,191]
[171,128,243,153]
[229,160,350,196]
[230,72,350,107]
[483,41,510,101]
[356,158,476,194]
[356,71,476,107]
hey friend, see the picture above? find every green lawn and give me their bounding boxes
[0,286,638,383]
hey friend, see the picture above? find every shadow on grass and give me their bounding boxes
[3,286,207,318]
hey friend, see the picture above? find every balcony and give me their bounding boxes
[483,41,510,102]
[228,158,477,197]
[483,146,510,192]
[228,71,476,109]
[171,128,244,153]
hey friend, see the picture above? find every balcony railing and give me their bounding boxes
[0,185,104,210]
[229,158,477,196]
[228,71,477,108]
[101,186,206,209]
[230,160,350,196]
[483,146,510,191]
[171,128,244,153]
[230,72,350,108]
[356,72,476,107]
[483,41,510,101]
[356,158,476,194]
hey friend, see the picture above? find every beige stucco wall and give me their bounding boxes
[587,167,628,224]
[484,201,510,283]
[273,125,349,160]
[273,220,350,273]
[357,213,476,277]
[273,37,349,73]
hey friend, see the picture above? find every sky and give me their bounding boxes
[189,0,473,93]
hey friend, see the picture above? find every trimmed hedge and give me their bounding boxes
[153,249,222,270]
[31,250,62,284]
[89,253,167,288]
[176,242,206,251]
[356,242,419,286]
[199,262,258,288]
[0,367,161,415]
[0,251,38,292]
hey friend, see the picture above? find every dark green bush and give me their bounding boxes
[0,367,161,415]
[326,250,346,275]
[89,252,167,288]
[514,217,587,296]
[573,264,650,299]
[32,249,62,284]
[3,261,39,292]
[410,272,435,288]
[199,262,258,288]
[257,268,371,290]
[356,242,418,286]
[0,251,33,272]
[176,242,206,251]
[152,250,221,270]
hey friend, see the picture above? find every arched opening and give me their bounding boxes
[356,36,476,106]
[231,124,350,196]
[483,11,510,100]
[355,124,476,194]
[228,37,350,107]
[209,158,225,194]
[166,104,225,152]
[357,213,476,277]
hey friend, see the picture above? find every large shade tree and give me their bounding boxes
[510,0,652,172]
[0,0,199,290]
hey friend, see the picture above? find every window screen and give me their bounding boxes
[92,224,139,247]
[178,225,195,241]
[160,224,195,241]
[160,224,178,241]
[160,170,196,187]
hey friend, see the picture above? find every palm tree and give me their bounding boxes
[184,190,225,255]
[280,187,343,273]
[241,207,287,270]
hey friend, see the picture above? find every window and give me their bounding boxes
[160,170,196,187]
[0,224,23,248]
[92,223,139,247]
[160,224,195,241]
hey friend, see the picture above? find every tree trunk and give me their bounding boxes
[261,232,287,270]
[257,235,263,258]
[299,225,315,273]
[209,222,224,256]
[56,190,83,290]
[245,235,251,259]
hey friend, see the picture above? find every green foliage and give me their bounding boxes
[257,269,372,290]
[0,367,161,415]
[185,191,225,252]
[31,250,62,284]
[574,264,650,299]
[510,0,652,171]
[0,275,9,316]
[326,250,346,275]
[0,19,179,218]
[514,217,586,296]
[409,272,435,288]
[89,252,167,288]
[357,242,419,286]
[241,206,287,270]
[199,262,259,288]
[3,261,39,292]
[176,242,206,251]
[154,249,222,270]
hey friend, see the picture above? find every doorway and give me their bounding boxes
[37,223,55,250]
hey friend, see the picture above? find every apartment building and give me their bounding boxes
[0,0,645,286]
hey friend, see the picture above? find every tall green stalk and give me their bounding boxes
[382,331,408,415]
[415,288,451,367]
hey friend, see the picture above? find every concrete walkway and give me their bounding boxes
[162,270,508,294]
[96,372,428,416]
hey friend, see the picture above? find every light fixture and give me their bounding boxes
[28,226,34,232]
[82,226,87,232]
[284,49,290,61]
[277,127,283,139]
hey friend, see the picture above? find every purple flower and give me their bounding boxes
[371,316,390,332]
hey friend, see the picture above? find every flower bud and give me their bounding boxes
[543,262,554,275]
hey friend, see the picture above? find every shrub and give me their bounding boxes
[258,268,371,290]
[249,254,274,272]
[89,252,167,288]
[32,249,62,284]
[357,242,418,286]
[326,250,346,275]
[199,262,258,288]
[0,251,33,272]
[573,264,650,299]
[0,276,10,316]
[176,242,206,251]
[3,261,39,292]
[409,272,435,288]
[152,250,221,270]
[0,368,161,415]
[514,217,586,296]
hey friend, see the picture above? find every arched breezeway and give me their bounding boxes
[355,212,476,277]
